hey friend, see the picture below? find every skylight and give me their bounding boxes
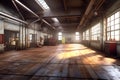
[37,0,50,10]
[52,18,59,22]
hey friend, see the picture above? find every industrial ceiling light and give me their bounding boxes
[52,18,59,22]
[94,11,98,16]
[37,0,50,10]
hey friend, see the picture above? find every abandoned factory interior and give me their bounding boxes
[0,0,120,80]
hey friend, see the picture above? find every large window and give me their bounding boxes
[29,34,32,41]
[107,11,120,41]
[75,32,80,40]
[83,30,89,40]
[83,32,85,40]
[91,23,101,40]
[58,32,62,40]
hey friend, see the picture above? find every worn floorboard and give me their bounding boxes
[0,44,120,80]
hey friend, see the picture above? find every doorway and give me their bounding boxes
[4,30,19,51]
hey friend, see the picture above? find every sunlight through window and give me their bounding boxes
[107,11,120,41]
[58,32,62,40]
[91,23,100,40]
[75,32,80,40]
[75,32,79,35]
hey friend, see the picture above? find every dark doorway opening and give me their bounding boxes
[4,30,19,51]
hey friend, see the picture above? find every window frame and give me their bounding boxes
[91,23,101,41]
[107,11,120,41]
[58,32,62,40]
[75,32,80,40]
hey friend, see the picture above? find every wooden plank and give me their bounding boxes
[91,65,120,80]
[0,75,29,80]
[35,63,68,77]
[31,76,90,80]
[68,64,93,78]
[0,44,120,80]
[0,62,43,75]
[84,65,98,79]
[30,76,48,80]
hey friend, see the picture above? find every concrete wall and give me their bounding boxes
[90,41,101,50]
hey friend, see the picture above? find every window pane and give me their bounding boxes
[111,31,114,36]
[107,32,110,36]
[58,36,62,40]
[115,12,119,19]
[29,34,32,41]
[107,32,110,40]
[115,30,119,35]
[108,22,111,26]
[111,20,114,26]
[58,32,62,35]
[107,37,110,40]
[76,36,79,40]
[115,18,119,24]
[107,17,110,22]
[115,24,119,30]
[111,35,114,39]
[75,32,79,35]
[91,23,100,40]
[86,36,89,40]
[111,15,114,20]
[107,27,110,31]
[111,26,114,30]
[107,11,120,41]
[86,30,89,34]
[115,35,119,41]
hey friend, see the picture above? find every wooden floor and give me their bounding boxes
[0,44,120,80]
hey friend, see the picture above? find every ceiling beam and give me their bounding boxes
[12,0,25,20]
[14,0,39,18]
[14,0,56,30]
[79,0,105,31]
[0,12,27,24]
[42,19,55,30]
[43,15,81,18]
[52,23,79,26]
[77,0,95,29]
[21,15,81,20]
[63,0,67,11]
[43,10,81,18]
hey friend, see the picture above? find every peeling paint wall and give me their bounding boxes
[0,3,53,52]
